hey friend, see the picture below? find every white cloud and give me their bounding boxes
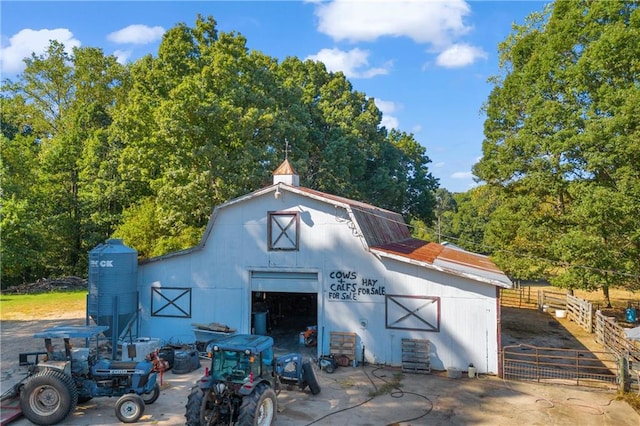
[436,43,487,68]
[314,0,471,46]
[411,124,422,134]
[306,47,390,79]
[381,114,399,129]
[107,25,165,45]
[113,49,133,65]
[313,1,486,69]
[373,98,396,114]
[434,162,445,168]
[452,171,473,179]
[0,28,80,75]
[373,98,399,129]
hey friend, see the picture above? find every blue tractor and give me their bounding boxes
[16,325,166,425]
[186,334,320,426]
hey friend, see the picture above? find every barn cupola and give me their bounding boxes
[272,159,299,187]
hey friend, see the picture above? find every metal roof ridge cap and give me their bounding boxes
[288,185,351,208]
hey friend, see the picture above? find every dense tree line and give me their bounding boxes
[3,2,638,304]
[438,1,639,304]
[1,16,438,287]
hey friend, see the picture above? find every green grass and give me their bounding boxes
[617,391,640,414]
[0,290,87,320]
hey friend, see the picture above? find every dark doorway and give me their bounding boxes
[251,291,317,356]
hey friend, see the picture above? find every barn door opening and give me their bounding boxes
[251,291,317,353]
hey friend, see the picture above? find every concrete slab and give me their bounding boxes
[4,361,638,425]
[2,318,638,425]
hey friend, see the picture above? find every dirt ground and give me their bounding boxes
[1,308,639,425]
[501,306,604,352]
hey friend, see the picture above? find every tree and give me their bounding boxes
[2,15,440,279]
[432,188,457,243]
[474,0,640,302]
[1,42,127,284]
[0,97,48,285]
[115,18,438,257]
[114,16,304,255]
[276,58,437,223]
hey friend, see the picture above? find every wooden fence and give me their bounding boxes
[538,289,566,312]
[595,312,640,362]
[500,287,538,309]
[594,311,640,393]
[566,294,593,332]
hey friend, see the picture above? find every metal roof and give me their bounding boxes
[294,186,411,247]
[284,185,511,288]
[272,159,298,176]
[370,238,512,288]
[142,176,512,288]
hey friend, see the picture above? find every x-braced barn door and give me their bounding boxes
[385,295,440,332]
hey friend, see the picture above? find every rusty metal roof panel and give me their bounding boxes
[437,246,502,273]
[371,239,442,263]
[295,186,410,246]
[372,238,512,288]
[350,208,411,247]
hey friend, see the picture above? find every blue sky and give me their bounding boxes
[1,0,546,193]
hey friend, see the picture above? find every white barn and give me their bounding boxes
[136,160,512,374]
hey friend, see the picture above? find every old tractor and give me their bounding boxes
[14,325,166,425]
[185,334,320,426]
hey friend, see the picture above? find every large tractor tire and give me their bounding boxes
[302,361,321,395]
[237,382,277,426]
[185,386,205,426]
[20,369,78,425]
[185,386,222,426]
[142,382,160,405]
[115,393,145,423]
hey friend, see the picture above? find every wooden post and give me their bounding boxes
[619,356,630,393]
[538,289,543,311]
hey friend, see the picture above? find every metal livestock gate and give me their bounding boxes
[502,344,618,390]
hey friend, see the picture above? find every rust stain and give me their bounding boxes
[373,239,443,263]
[373,239,501,273]
[272,159,298,176]
[439,246,501,273]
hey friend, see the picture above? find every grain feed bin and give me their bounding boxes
[87,239,139,345]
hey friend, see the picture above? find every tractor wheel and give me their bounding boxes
[20,369,78,425]
[302,361,321,395]
[142,382,160,405]
[201,388,224,425]
[237,382,277,426]
[115,393,145,423]
[185,386,221,426]
[185,386,204,426]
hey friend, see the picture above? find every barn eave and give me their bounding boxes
[370,248,513,289]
